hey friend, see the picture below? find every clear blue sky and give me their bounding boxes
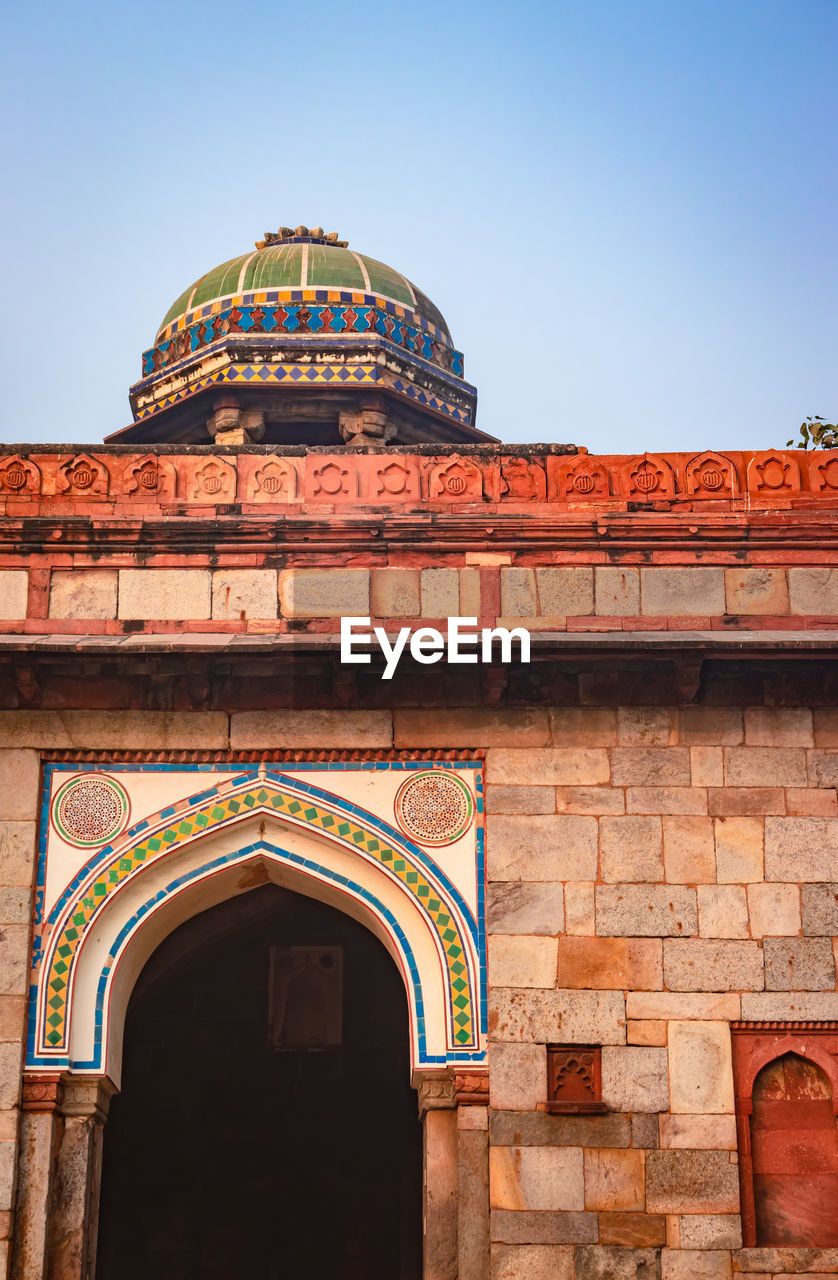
[1,0,835,452]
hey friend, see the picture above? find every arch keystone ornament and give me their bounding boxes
[27,760,486,1086]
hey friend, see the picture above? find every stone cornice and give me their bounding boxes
[3,511,838,556]
[2,630,837,655]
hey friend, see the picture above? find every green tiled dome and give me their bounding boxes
[158,232,451,343]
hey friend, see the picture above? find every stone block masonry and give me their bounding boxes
[475,698,838,1276]
[13,559,838,634]
[1,697,836,1276]
[3,441,838,1278]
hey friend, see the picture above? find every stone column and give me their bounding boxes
[46,1077,115,1280]
[416,1074,458,1280]
[454,1073,490,1280]
[11,1076,63,1280]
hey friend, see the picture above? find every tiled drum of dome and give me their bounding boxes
[133,365,471,424]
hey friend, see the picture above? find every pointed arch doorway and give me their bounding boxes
[19,758,487,1280]
[96,883,422,1279]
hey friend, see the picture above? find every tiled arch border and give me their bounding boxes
[81,838,436,1075]
[30,758,485,1072]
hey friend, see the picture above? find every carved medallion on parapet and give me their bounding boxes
[374,459,421,502]
[428,456,484,502]
[307,459,358,500]
[548,455,610,501]
[500,456,546,500]
[248,458,299,502]
[57,453,109,497]
[123,454,177,500]
[0,453,40,495]
[620,453,676,500]
[684,451,739,498]
[191,456,236,502]
[810,454,838,492]
[746,452,801,495]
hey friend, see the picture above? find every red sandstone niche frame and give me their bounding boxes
[27,757,487,1086]
[731,1021,838,1248]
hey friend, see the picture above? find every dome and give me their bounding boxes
[156,226,452,346]
[115,224,486,448]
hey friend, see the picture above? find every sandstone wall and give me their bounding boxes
[1,704,837,1278]
[2,443,837,1278]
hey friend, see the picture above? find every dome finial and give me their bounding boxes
[255,225,348,250]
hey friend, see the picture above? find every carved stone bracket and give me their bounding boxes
[59,1075,118,1125]
[674,652,704,702]
[415,1071,457,1117]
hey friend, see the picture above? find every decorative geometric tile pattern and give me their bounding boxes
[145,297,465,381]
[395,771,474,846]
[133,363,473,425]
[39,778,478,1054]
[52,774,129,847]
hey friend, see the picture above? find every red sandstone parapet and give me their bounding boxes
[0,446,837,516]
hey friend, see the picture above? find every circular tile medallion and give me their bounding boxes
[394,771,474,846]
[52,774,130,848]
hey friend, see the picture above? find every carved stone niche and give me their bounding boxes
[746,452,801,495]
[428,456,484,502]
[546,1044,607,1114]
[620,453,676,500]
[684,450,739,498]
[57,453,109,498]
[500,457,546,501]
[0,453,40,496]
[731,1021,838,1248]
[123,453,177,500]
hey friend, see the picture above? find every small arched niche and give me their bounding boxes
[751,1052,838,1247]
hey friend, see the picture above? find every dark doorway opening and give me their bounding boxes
[96,884,422,1279]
